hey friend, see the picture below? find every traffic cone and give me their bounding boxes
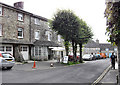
[32,60,36,68]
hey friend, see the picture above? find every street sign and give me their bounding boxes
[63,56,68,63]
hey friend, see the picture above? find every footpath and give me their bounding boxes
[14,60,65,71]
[99,62,118,84]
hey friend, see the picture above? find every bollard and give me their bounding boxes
[50,62,54,67]
[116,74,118,84]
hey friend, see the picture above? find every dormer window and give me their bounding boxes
[0,6,2,16]
[18,13,23,21]
[34,18,40,25]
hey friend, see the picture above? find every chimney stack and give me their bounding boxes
[14,2,24,9]
[96,39,99,43]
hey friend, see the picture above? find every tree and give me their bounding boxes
[49,9,80,57]
[105,1,120,84]
[76,19,93,63]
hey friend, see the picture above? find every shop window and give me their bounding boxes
[6,46,12,51]
[0,46,4,51]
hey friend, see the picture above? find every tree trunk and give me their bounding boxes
[117,43,120,85]
[79,43,83,63]
[72,40,75,61]
[64,40,69,56]
[74,43,77,62]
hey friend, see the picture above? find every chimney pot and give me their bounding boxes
[14,2,24,9]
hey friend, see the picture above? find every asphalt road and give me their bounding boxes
[1,59,110,83]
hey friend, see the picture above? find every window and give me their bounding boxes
[0,24,2,36]
[18,28,23,38]
[6,46,12,51]
[0,6,2,16]
[35,47,39,56]
[23,47,27,51]
[20,46,27,51]
[34,18,40,25]
[35,31,39,40]
[0,46,4,51]
[18,13,23,21]
[58,35,61,42]
[48,33,51,41]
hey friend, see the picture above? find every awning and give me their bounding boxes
[50,47,65,51]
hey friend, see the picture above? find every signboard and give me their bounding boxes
[63,56,68,63]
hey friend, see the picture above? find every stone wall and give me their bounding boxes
[0,7,30,42]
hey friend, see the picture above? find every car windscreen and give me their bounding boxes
[2,53,13,58]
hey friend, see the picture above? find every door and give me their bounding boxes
[20,45,29,60]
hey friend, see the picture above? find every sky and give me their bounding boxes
[0,0,109,43]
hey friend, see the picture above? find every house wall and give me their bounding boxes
[0,7,30,42]
[0,6,31,60]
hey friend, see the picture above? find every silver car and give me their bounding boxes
[0,52,15,69]
[83,54,93,60]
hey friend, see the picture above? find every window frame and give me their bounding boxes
[35,30,40,40]
[48,32,52,41]
[18,13,24,21]
[18,27,23,38]
[0,6,2,16]
[58,35,61,42]
[34,18,40,25]
[0,24,3,36]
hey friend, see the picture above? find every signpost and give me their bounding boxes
[63,56,68,63]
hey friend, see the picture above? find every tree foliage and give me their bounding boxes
[49,9,93,62]
[49,9,80,56]
[105,2,120,45]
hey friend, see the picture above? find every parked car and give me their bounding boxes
[95,54,101,59]
[100,53,107,59]
[82,54,93,61]
[0,52,15,69]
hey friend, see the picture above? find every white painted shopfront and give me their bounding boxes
[0,44,13,55]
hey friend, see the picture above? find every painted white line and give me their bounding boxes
[91,65,111,85]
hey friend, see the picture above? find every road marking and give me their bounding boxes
[91,65,111,85]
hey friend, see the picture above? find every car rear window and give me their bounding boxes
[2,53,13,58]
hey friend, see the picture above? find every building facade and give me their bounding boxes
[83,40,117,57]
[0,2,64,61]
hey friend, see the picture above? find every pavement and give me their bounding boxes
[99,62,118,84]
[14,59,66,71]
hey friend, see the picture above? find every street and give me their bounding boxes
[1,59,110,83]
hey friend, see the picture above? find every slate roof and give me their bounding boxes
[84,40,100,48]
[84,40,116,51]
[0,38,33,45]
[0,2,48,21]
[34,40,61,47]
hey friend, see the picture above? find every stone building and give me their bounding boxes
[30,15,64,60]
[83,39,117,57]
[0,2,32,61]
[0,2,64,61]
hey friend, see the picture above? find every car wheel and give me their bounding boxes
[7,67,12,70]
